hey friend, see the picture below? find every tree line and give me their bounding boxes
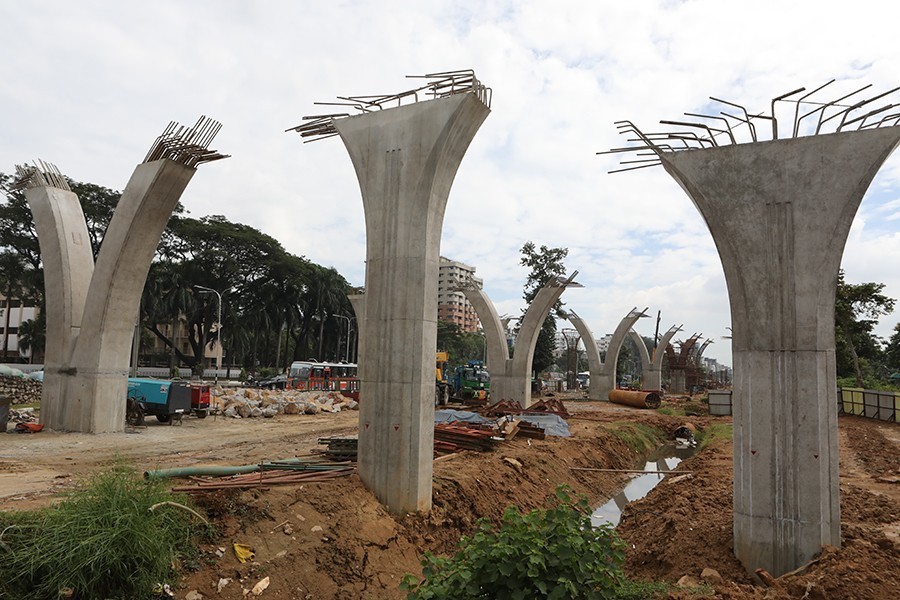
[0,172,355,377]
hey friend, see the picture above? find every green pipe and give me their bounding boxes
[144,457,311,480]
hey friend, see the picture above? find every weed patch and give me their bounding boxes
[0,463,206,600]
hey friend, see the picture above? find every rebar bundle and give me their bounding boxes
[601,80,900,173]
[143,115,229,167]
[286,69,492,143]
[12,160,70,191]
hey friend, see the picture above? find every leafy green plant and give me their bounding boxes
[0,463,205,600]
[401,485,628,599]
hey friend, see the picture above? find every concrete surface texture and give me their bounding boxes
[569,308,648,401]
[334,93,489,514]
[660,126,900,576]
[24,185,94,430]
[66,160,195,433]
[460,286,509,385]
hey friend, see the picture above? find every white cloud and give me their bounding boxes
[3,0,900,367]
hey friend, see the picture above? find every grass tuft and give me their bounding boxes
[0,462,206,600]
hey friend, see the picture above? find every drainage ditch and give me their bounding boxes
[591,441,699,527]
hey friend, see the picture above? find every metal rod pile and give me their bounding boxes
[433,423,501,452]
[171,462,355,493]
[318,437,358,460]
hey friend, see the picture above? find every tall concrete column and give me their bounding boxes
[627,329,651,388]
[460,286,510,383]
[566,312,602,400]
[18,166,94,430]
[646,324,681,391]
[333,93,489,514]
[660,127,900,575]
[66,160,197,433]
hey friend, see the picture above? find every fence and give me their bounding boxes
[838,387,899,422]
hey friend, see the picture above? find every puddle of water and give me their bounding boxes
[591,442,697,528]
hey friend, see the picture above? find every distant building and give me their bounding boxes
[437,257,482,333]
[0,295,39,362]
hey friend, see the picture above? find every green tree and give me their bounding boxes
[835,270,895,387]
[884,323,900,376]
[437,320,486,368]
[519,242,568,375]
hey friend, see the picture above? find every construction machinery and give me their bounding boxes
[451,359,491,402]
[435,351,450,405]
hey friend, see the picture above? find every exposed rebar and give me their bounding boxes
[286,69,491,142]
[143,115,229,167]
[602,80,900,174]
[12,160,70,191]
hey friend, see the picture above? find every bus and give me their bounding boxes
[287,360,359,392]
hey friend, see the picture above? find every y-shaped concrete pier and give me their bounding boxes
[568,308,647,400]
[607,82,900,575]
[290,71,490,513]
[18,118,227,433]
[463,273,579,408]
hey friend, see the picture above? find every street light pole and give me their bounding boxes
[195,285,224,388]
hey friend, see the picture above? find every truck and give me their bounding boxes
[125,378,210,426]
[451,360,491,402]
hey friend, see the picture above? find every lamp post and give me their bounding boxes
[195,285,225,387]
[333,314,352,362]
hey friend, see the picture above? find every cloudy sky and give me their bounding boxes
[3,0,900,366]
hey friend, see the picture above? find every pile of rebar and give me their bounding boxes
[319,437,358,460]
[170,461,355,493]
[433,423,501,452]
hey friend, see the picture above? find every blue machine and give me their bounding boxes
[127,378,192,424]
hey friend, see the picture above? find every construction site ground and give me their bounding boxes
[1,395,899,600]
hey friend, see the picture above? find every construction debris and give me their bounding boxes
[213,388,358,418]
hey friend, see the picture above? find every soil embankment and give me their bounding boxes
[2,399,899,599]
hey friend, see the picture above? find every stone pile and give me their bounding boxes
[213,387,358,419]
[0,375,42,405]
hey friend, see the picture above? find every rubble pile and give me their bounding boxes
[8,407,38,423]
[212,387,358,419]
[0,375,42,405]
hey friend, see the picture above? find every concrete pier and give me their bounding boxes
[569,308,647,401]
[334,93,489,514]
[660,127,900,575]
[22,174,94,430]
[66,160,196,432]
[464,275,578,408]
[21,117,226,433]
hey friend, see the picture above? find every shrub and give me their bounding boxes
[401,485,627,599]
[0,463,204,600]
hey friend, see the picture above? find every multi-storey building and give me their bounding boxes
[437,257,482,333]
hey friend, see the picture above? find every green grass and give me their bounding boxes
[656,406,686,417]
[0,462,208,600]
[696,423,733,450]
[606,422,666,454]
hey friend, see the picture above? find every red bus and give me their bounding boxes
[288,360,359,392]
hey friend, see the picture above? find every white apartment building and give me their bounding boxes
[437,257,482,333]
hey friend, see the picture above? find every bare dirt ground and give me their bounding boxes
[2,396,898,599]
